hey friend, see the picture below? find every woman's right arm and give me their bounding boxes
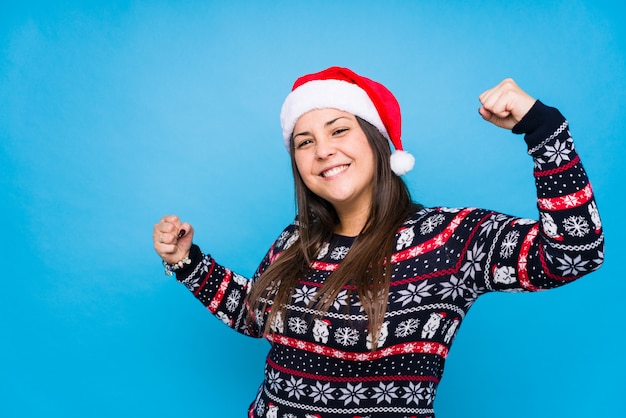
[153,216,295,338]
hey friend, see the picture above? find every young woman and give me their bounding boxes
[153,67,604,418]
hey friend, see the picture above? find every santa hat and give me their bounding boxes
[280,66,415,176]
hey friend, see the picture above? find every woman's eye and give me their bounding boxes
[333,128,348,136]
[296,139,313,149]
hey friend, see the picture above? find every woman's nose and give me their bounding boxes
[315,138,336,159]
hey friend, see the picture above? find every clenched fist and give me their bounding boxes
[153,215,194,265]
[478,78,536,130]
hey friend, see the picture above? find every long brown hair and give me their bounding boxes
[248,116,418,349]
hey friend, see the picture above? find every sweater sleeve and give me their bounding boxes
[473,100,604,292]
[172,222,299,337]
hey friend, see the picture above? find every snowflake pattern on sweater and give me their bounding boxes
[174,102,604,418]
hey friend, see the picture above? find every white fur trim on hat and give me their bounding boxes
[280,79,389,150]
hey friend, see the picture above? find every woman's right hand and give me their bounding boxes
[153,215,194,265]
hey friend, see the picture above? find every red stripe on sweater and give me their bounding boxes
[537,183,593,211]
[534,155,580,177]
[265,333,449,361]
[268,244,278,264]
[517,224,541,291]
[310,260,339,271]
[208,269,232,313]
[391,208,474,263]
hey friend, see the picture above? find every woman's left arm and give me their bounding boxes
[476,79,604,291]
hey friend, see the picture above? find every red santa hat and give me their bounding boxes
[280,66,415,176]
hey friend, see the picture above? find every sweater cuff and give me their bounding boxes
[174,244,203,280]
[511,100,567,152]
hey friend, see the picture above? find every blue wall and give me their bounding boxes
[1,1,624,417]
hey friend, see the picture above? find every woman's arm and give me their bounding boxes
[153,216,298,337]
[472,80,604,292]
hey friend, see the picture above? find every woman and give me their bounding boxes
[153,67,604,418]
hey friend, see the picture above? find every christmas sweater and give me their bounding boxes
[173,101,604,418]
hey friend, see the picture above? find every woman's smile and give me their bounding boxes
[320,164,350,178]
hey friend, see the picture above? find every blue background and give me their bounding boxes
[1,1,624,417]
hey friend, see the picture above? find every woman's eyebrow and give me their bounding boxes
[325,116,350,127]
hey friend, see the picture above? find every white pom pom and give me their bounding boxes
[390,150,415,176]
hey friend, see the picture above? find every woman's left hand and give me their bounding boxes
[478,78,536,130]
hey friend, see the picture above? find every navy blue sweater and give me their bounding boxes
[174,101,604,418]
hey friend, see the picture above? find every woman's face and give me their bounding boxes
[292,108,376,216]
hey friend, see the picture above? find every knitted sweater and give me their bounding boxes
[174,101,604,418]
